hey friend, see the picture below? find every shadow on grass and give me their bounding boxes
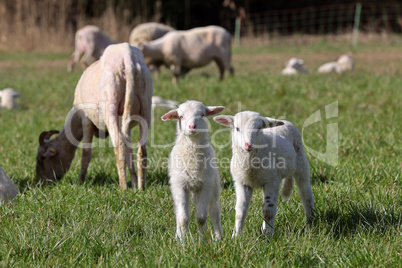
[317,202,400,238]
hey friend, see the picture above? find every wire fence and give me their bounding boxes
[237,2,402,45]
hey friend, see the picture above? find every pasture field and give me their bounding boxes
[0,42,401,267]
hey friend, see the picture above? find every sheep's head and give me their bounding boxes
[36,130,72,181]
[286,58,307,73]
[161,100,224,136]
[214,111,284,152]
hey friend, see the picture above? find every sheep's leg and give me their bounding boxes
[233,182,253,237]
[208,185,223,240]
[136,120,148,191]
[170,63,181,85]
[79,120,95,183]
[122,129,138,189]
[294,170,315,224]
[171,185,190,241]
[214,57,225,80]
[194,188,212,240]
[108,113,127,190]
[261,182,280,236]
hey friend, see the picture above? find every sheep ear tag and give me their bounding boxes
[43,147,57,158]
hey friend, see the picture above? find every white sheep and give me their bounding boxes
[152,96,179,108]
[214,111,314,236]
[318,53,354,74]
[68,25,116,72]
[0,88,21,109]
[281,58,308,75]
[129,22,175,78]
[0,167,18,204]
[37,43,153,191]
[161,100,225,241]
[140,25,234,84]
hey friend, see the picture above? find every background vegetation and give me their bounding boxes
[0,41,400,266]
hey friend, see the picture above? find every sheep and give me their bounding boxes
[0,167,18,204]
[129,22,175,78]
[68,25,116,72]
[318,53,354,74]
[281,57,308,75]
[152,96,179,108]
[335,53,354,73]
[213,111,314,236]
[37,43,153,191]
[140,25,234,84]
[161,100,225,241]
[0,88,21,109]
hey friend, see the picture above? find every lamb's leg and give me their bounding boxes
[295,169,315,224]
[194,188,212,239]
[233,182,253,237]
[209,184,223,240]
[171,185,190,242]
[79,120,95,182]
[261,182,280,236]
[136,120,148,191]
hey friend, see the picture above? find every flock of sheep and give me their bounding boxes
[1,22,353,239]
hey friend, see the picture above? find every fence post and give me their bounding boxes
[234,17,241,46]
[353,3,362,46]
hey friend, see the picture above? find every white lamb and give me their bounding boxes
[161,100,225,241]
[68,25,116,72]
[0,167,18,204]
[281,58,308,75]
[214,111,314,236]
[0,88,21,109]
[318,53,354,74]
[152,96,179,108]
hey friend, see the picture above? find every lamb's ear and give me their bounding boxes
[262,117,285,128]
[205,106,225,117]
[161,109,179,121]
[213,115,234,127]
[42,147,57,158]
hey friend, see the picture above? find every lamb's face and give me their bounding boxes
[161,100,225,136]
[213,111,285,153]
[177,101,209,136]
[232,112,267,152]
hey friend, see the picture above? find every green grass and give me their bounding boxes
[0,43,401,267]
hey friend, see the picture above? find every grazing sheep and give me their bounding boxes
[0,88,21,109]
[281,58,308,75]
[152,96,179,108]
[68,25,116,72]
[214,111,314,236]
[0,167,18,204]
[37,43,153,191]
[129,22,175,78]
[318,53,354,74]
[140,25,234,84]
[161,100,225,241]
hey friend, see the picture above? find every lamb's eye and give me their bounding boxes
[236,127,240,132]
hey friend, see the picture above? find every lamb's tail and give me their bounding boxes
[281,177,294,201]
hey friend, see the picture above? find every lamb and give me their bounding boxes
[152,96,179,108]
[140,25,234,84]
[161,100,225,241]
[213,111,314,236]
[68,25,116,72]
[37,43,153,191]
[281,58,308,75]
[0,167,18,204]
[318,53,354,74]
[129,22,175,78]
[0,88,21,109]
